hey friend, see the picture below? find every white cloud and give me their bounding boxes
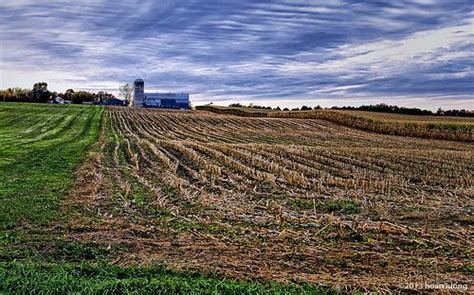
[279,19,474,77]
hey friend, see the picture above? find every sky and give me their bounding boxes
[0,0,473,110]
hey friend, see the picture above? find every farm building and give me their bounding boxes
[99,98,127,106]
[133,78,190,109]
[51,96,69,104]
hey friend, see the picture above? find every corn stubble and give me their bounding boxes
[75,107,473,292]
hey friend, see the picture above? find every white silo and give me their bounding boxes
[133,78,145,107]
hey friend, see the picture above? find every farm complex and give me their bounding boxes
[132,78,190,109]
[1,103,473,293]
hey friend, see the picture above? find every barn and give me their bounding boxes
[132,78,190,109]
[99,98,127,106]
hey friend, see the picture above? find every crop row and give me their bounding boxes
[105,108,473,198]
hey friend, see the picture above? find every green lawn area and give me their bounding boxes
[0,103,102,228]
[0,103,334,294]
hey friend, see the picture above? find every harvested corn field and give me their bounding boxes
[68,107,473,292]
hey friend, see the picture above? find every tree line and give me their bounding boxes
[228,103,473,117]
[331,103,473,117]
[228,103,323,111]
[0,82,116,104]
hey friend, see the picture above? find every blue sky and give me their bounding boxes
[0,0,473,109]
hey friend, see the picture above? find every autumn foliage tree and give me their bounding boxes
[0,88,31,102]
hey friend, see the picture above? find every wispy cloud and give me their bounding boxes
[0,0,472,109]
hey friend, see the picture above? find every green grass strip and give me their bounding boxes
[0,103,103,229]
[0,262,337,294]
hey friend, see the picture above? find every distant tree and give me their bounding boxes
[441,109,473,117]
[301,105,312,111]
[283,107,289,111]
[1,88,31,102]
[64,89,75,100]
[229,103,244,108]
[274,106,281,111]
[70,92,83,104]
[31,82,50,103]
[314,105,322,110]
[0,88,28,102]
[330,103,442,116]
[119,84,133,105]
[71,91,95,104]
[291,107,300,111]
[4,88,14,102]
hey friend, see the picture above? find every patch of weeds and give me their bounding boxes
[33,240,113,263]
[119,170,154,208]
[462,265,474,274]
[1,236,115,263]
[318,199,361,214]
[289,198,314,210]
[204,223,238,238]
[363,235,377,244]
[169,219,202,232]
[162,185,179,199]
[148,207,173,218]
[289,198,361,215]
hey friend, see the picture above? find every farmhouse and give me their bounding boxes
[132,78,190,109]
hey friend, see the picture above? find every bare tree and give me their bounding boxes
[119,84,133,105]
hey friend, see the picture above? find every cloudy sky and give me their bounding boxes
[0,0,473,109]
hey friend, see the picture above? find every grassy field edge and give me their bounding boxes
[0,261,337,294]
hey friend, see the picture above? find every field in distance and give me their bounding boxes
[1,103,472,293]
[198,105,474,141]
[334,110,474,124]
